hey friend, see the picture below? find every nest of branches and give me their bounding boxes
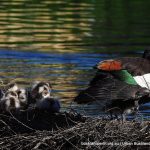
[0,110,150,150]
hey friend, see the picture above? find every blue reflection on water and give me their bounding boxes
[0,49,149,119]
[0,49,116,66]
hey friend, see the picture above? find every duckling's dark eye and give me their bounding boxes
[17,90,21,95]
[20,96,25,100]
[9,84,15,89]
[44,87,48,91]
[11,92,17,97]
[46,83,52,88]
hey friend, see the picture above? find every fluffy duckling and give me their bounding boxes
[30,81,52,101]
[17,88,28,109]
[94,50,150,89]
[8,83,28,109]
[0,83,28,112]
[0,90,20,112]
[30,81,60,112]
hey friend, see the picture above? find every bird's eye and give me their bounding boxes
[11,92,17,97]
[44,87,48,92]
[18,90,21,95]
[43,91,48,95]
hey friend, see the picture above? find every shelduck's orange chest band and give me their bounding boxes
[97,60,122,71]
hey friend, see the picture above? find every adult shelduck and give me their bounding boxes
[74,50,150,120]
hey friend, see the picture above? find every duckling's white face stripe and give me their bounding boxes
[32,81,40,90]
[39,86,45,93]
[133,73,150,90]
[38,86,51,98]
[8,84,18,92]
[4,97,20,111]
[39,86,51,93]
[19,88,26,94]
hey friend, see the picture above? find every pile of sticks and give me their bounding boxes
[0,110,150,150]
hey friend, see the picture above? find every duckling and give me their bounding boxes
[30,81,51,101]
[0,82,28,112]
[17,88,28,110]
[0,90,20,113]
[30,81,60,112]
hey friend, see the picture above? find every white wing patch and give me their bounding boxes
[133,73,150,89]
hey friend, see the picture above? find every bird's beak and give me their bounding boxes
[135,89,150,99]
[142,89,150,97]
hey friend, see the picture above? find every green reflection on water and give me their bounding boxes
[0,0,150,53]
[0,0,94,52]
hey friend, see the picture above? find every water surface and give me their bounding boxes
[0,0,150,118]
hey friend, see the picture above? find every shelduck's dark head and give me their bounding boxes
[94,50,150,89]
[95,49,150,72]
[143,49,150,60]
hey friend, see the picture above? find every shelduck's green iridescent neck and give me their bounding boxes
[112,70,138,85]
